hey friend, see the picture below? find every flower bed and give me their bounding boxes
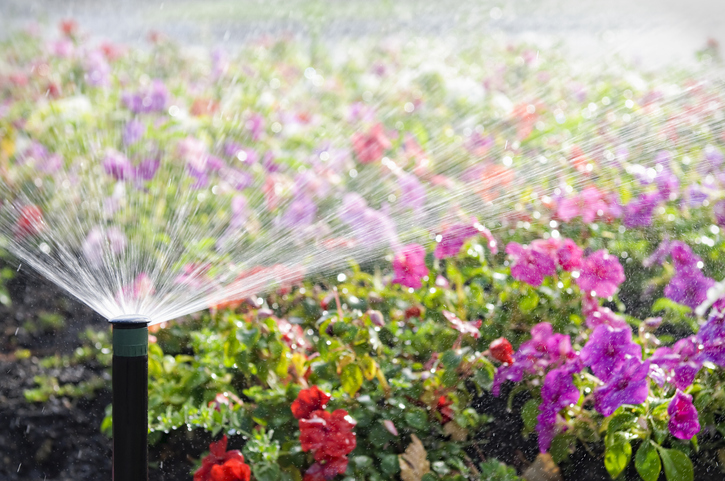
[2,20,725,481]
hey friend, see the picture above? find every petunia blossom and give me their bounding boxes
[650,336,702,390]
[593,359,650,417]
[536,365,581,452]
[442,310,481,339]
[351,123,390,164]
[392,244,428,289]
[506,242,556,287]
[580,325,641,382]
[576,250,625,298]
[434,224,479,259]
[667,390,700,440]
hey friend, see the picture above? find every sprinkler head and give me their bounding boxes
[109,314,151,326]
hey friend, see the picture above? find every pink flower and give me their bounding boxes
[442,310,481,339]
[557,186,608,223]
[506,242,556,287]
[351,124,391,164]
[434,224,479,259]
[577,250,625,298]
[392,244,428,289]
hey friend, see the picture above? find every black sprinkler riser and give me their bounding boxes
[111,316,150,481]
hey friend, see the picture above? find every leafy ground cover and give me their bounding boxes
[2,19,725,481]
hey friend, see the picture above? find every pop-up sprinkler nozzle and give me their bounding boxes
[110,315,150,481]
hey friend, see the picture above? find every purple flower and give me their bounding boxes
[122,80,169,114]
[392,244,428,289]
[39,154,62,173]
[668,390,700,440]
[623,192,660,228]
[536,365,581,452]
[223,168,253,191]
[581,325,641,381]
[506,242,556,287]
[650,336,702,390]
[123,119,145,146]
[281,194,317,230]
[669,241,701,272]
[713,200,725,227]
[705,145,724,169]
[576,250,625,298]
[82,226,127,268]
[665,270,714,310]
[696,299,725,366]
[593,359,650,417]
[246,113,265,141]
[397,173,426,212]
[84,50,111,87]
[465,132,494,156]
[655,168,679,201]
[134,158,159,182]
[492,323,575,396]
[230,195,249,228]
[685,183,708,207]
[435,224,479,259]
[643,237,671,268]
[102,150,134,181]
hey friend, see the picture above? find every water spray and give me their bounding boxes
[110,315,150,481]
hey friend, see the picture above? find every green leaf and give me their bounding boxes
[604,433,632,479]
[253,463,281,481]
[405,408,430,431]
[441,350,462,370]
[341,363,363,396]
[521,399,540,432]
[658,447,693,481]
[607,411,637,437]
[635,442,661,481]
[518,290,539,313]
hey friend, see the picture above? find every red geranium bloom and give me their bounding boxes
[303,455,349,481]
[299,410,356,460]
[489,338,514,364]
[351,123,391,164]
[15,205,44,240]
[436,395,454,424]
[292,386,331,420]
[194,435,251,481]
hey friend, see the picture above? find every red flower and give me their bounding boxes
[351,124,391,164]
[299,410,356,460]
[194,435,251,481]
[436,396,455,424]
[292,386,331,420]
[303,455,349,481]
[489,338,514,364]
[442,310,481,339]
[15,205,44,240]
[59,19,78,38]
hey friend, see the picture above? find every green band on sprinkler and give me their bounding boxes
[113,327,149,357]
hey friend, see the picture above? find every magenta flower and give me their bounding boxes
[435,224,479,259]
[669,241,702,272]
[593,359,650,417]
[714,199,725,227]
[576,250,625,298]
[134,158,160,182]
[83,50,111,87]
[668,390,700,440]
[643,237,671,268]
[555,238,583,271]
[650,336,702,390]
[392,244,428,289]
[580,325,641,381]
[506,242,556,287]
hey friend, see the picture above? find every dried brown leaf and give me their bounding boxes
[399,434,431,481]
[443,421,468,441]
[522,453,563,481]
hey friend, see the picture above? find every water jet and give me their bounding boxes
[110,315,150,481]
